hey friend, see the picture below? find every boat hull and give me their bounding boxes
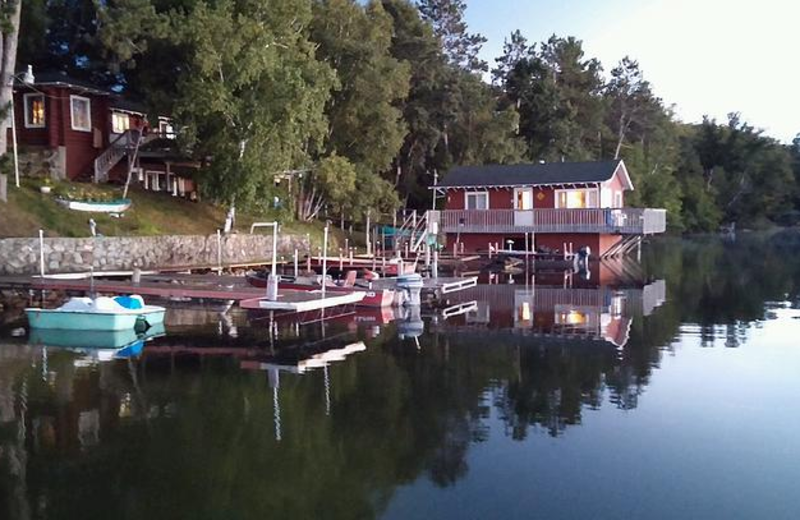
[25,309,140,331]
[57,198,132,213]
[140,306,166,326]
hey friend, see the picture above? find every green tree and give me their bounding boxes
[417,0,487,73]
[498,35,605,162]
[605,56,658,160]
[311,0,409,175]
[308,0,407,221]
[168,0,335,210]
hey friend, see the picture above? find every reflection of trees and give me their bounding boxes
[2,231,800,517]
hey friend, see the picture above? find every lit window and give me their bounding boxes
[556,310,589,325]
[24,94,45,128]
[465,192,489,210]
[111,111,130,134]
[158,118,175,139]
[70,95,92,132]
[556,189,599,209]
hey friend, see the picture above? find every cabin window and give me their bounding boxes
[614,192,623,208]
[556,308,589,326]
[23,93,45,128]
[158,118,175,139]
[111,111,130,134]
[465,191,489,210]
[70,95,92,132]
[555,188,599,209]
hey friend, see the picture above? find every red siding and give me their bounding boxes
[533,187,555,208]
[446,232,622,258]
[63,94,108,179]
[10,84,156,180]
[605,165,627,207]
[444,186,566,210]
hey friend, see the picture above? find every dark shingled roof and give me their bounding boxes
[439,160,623,188]
[17,70,147,114]
[22,71,112,94]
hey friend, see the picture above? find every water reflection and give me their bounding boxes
[0,233,800,518]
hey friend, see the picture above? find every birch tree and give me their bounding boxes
[0,0,22,160]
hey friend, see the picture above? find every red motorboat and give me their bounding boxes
[246,272,396,308]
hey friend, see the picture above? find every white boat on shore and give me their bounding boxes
[56,198,132,213]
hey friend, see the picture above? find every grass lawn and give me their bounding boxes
[0,180,344,249]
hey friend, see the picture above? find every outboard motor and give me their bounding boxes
[395,273,424,307]
[577,246,591,271]
[396,306,424,340]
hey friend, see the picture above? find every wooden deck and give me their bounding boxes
[437,208,667,235]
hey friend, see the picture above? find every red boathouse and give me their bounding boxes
[433,160,666,258]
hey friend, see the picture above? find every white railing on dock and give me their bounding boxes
[436,208,666,235]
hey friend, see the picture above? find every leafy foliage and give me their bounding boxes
[17,0,800,231]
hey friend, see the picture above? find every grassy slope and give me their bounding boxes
[0,181,342,248]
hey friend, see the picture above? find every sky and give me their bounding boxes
[464,0,800,143]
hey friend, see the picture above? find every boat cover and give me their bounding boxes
[115,295,145,310]
[59,297,130,313]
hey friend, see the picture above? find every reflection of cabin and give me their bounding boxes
[11,69,199,199]
[441,278,666,348]
[433,160,666,258]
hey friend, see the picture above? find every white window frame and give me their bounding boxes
[70,95,92,132]
[158,117,176,139]
[23,93,46,129]
[146,170,165,192]
[111,110,131,134]
[614,191,623,208]
[555,188,599,209]
[464,191,489,210]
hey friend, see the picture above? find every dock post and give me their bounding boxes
[322,223,329,298]
[424,243,431,274]
[38,229,45,277]
[266,222,279,301]
[339,249,344,271]
[433,249,439,279]
[216,229,223,275]
[366,210,372,256]
[294,249,299,277]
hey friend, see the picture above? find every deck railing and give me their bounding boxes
[436,208,666,235]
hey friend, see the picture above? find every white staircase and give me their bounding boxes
[93,129,144,183]
[394,211,438,255]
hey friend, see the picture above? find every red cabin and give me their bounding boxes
[10,69,198,198]
[433,160,666,258]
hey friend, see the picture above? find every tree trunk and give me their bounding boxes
[0,0,23,158]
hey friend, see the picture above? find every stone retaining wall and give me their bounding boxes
[0,233,311,275]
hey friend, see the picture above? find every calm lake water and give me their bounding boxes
[1,233,800,519]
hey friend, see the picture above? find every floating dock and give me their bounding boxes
[239,291,365,312]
